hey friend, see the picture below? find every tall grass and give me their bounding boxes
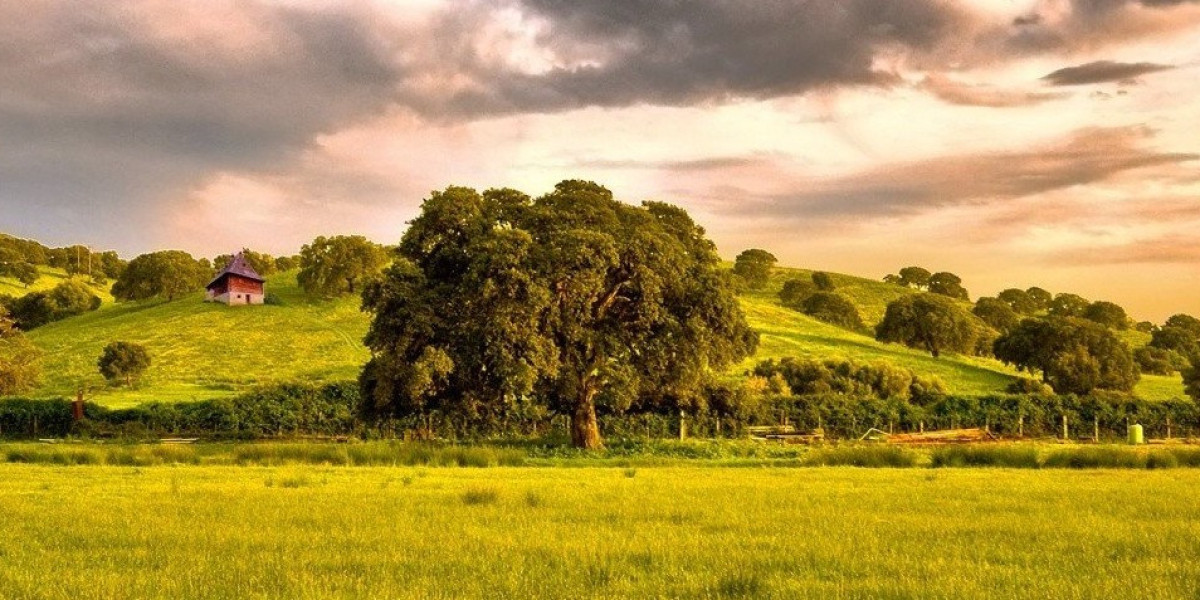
[931,445,1040,469]
[231,442,525,467]
[804,444,915,467]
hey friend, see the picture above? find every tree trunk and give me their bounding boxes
[570,390,603,450]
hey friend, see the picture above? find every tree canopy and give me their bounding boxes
[800,292,863,331]
[896,266,931,289]
[811,271,835,291]
[112,251,209,302]
[298,235,387,298]
[732,249,777,290]
[0,307,41,395]
[973,297,1020,333]
[359,181,757,449]
[997,288,1036,315]
[993,317,1138,395]
[875,293,989,358]
[1082,301,1129,330]
[1048,293,1090,318]
[928,271,969,301]
[98,341,151,387]
[778,278,816,307]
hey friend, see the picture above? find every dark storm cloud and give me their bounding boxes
[1003,0,1200,55]
[423,0,979,118]
[733,127,1198,220]
[1041,61,1175,86]
[0,1,405,250]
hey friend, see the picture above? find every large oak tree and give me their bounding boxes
[359,181,757,448]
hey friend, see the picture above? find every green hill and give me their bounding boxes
[5,265,1186,407]
[0,266,112,302]
[23,272,367,408]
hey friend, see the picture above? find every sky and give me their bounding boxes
[1,0,1198,321]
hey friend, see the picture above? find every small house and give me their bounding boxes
[205,252,265,305]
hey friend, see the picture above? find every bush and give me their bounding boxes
[1042,447,1145,469]
[800,292,863,330]
[805,445,915,468]
[930,445,1039,468]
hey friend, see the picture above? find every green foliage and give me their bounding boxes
[930,445,1039,468]
[1004,378,1054,396]
[799,292,863,330]
[778,278,816,307]
[1025,287,1052,311]
[994,318,1138,395]
[98,341,151,387]
[997,288,1036,315]
[753,357,945,403]
[875,293,990,358]
[1133,346,1185,376]
[112,250,209,302]
[1184,359,1200,403]
[1150,326,1199,357]
[1083,300,1129,330]
[0,309,41,395]
[928,271,969,301]
[361,181,757,449]
[1048,293,1089,318]
[297,235,386,298]
[973,297,1020,333]
[811,271,835,291]
[805,445,915,467]
[732,249,777,290]
[215,248,277,277]
[896,266,931,289]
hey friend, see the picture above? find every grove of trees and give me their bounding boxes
[0,307,41,395]
[993,317,1138,395]
[112,251,210,302]
[875,293,991,358]
[358,181,758,449]
[298,235,387,298]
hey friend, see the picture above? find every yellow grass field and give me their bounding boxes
[2,463,1199,599]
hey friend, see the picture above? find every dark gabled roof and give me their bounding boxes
[206,252,265,289]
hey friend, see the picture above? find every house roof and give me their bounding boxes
[206,252,265,289]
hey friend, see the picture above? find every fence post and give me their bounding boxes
[1166,416,1172,441]
[1061,414,1068,440]
[1018,414,1024,438]
[1093,416,1099,443]
[679,410,687,440]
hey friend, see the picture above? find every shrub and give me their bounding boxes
[462,486,500,505]
[800,292,863,330]
[805,445,915,468]
[1042,447,1145,469]
[98,341,152,387]
[930,445,1039,469]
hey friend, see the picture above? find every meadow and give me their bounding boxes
[1,461,1199,599]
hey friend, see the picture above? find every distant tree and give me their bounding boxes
[897,266,932,289]
[238,248,277,276]
[97,251,126,279]
[360,181,757,449]
[811,271,835,291]
[61,245,91,276]
[6,292,56,330]
[0,307,41,395]
[997,288,1036,315]
[875,293,987,358]
[928,271,969,301]
[778,278,816,307]
[1164,314,1200,338]
[12,263,39,288]
[1048,293,1090,318]
[883,274,902,285]
[1083,301,1129,330]
[112,251,210,302]
[49,279,100,317]
[98,341,151,387]
[1134,346,1186,376]
[298,235,388,298]
[993,317,1138,395]
[274,255,300,272]
[1185,358,1200,403]
[973,297,1020,333]
[1150,326,1200,357]
[1025,287,1052,311]
[1135,321,1157,334]
[801,292,862,330]
[732,249,777,290]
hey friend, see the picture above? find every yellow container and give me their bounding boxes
[1128,423,1144,445]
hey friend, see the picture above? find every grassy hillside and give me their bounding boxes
[740,267,1184,400]
[8,265,1186,407]
[24,272,368,408]
[0,266,112,302]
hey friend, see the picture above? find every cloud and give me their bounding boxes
[0,0,407,249]
[1056,235,1200,264]
[920,74,1067,107]
[729,127,1199,220]
[1041,60,1175,85]
[1001,0,1200,56]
